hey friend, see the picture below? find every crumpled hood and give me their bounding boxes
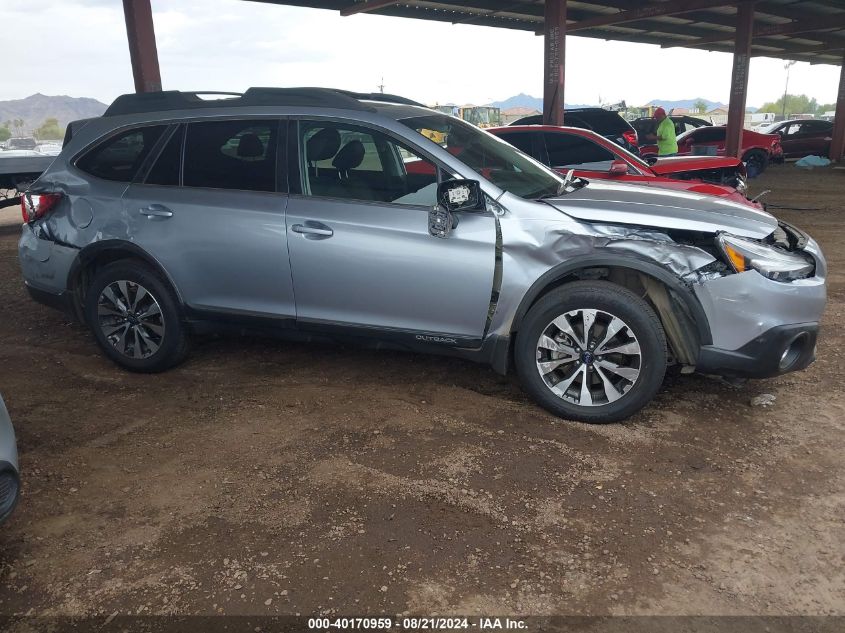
[547,180,777,239]
[649,155,741,175]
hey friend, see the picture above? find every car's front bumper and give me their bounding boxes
[693,237,826,378]
[697,322,818,378]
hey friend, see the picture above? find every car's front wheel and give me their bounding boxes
[515,281,667,424]
[84,261,190,373]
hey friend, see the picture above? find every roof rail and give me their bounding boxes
[337,91,425,107]
[103,87,384,117]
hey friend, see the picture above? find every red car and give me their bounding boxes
[488,125,759,208]
[641,126,782,177]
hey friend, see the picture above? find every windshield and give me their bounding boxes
[760,122,783,134]
[398,114,565,199]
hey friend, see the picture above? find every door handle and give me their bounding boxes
[139,204,173,218]
[292,222,333,239]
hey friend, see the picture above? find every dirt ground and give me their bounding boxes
[0,164,843,623]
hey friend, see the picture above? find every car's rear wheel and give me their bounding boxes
[743,149,769,177]
[515,281,667,424]
[84,261,189,372]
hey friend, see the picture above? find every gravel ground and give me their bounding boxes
[0,164,842,622]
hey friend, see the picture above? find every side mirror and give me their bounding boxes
[609,159,628,176]
[428,205,456,239]
[437,179,484,213]
[429,180,484,239]
[645,155,658,166]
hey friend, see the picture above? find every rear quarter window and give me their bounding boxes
[76,125,167,182]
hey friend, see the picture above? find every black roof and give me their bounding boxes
[104,87,424,117]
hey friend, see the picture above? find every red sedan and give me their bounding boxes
[640,126,783,176]
[488,125,759,208]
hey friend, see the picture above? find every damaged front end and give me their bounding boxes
[491,190,826,379]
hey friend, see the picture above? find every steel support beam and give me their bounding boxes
[682,11,845,48]
[543,0,566,126]
[830,54,845,161]
[725,1,754,159]
[567,0,732,32]
[122,0,162,93]
[340,0,401,16]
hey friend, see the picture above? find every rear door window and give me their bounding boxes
[76,125,167,182]
[543,133,616,170]
[800,120,832,135]
[183,119,280,192]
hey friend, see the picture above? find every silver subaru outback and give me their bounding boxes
[18,88,826,423]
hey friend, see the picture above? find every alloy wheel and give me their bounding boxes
[535,308,641,407]
[97,280,165,359]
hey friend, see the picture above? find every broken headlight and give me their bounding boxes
[717,234,814,282]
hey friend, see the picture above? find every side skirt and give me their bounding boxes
[183,308,511,374]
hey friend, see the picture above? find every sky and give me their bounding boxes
[2,0,841,108]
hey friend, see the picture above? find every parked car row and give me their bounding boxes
[488,124,755,207]
[18,88,825,426]
[512,109,796,177]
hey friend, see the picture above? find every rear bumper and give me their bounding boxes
[697,322,818,378]
[18,223,77,296]
[26,283,76,316]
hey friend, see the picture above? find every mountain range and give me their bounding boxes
[489,93,758,113]
[489,93,597,111]
[0,93,108,130]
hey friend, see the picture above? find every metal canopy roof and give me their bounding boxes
[250,0,845,65]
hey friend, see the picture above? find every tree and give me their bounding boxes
[0,124,10,143]
[12,118,25,136]
[34,117,63,140]
[758,94,818,117]
[692,98,708,114]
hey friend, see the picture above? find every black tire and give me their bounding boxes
[743,149,769,177]
[84,260,189,372]
[514,281,667,424]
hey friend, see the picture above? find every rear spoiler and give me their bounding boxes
[63,118,94,147]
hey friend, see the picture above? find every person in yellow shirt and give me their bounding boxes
[653,107,678,157]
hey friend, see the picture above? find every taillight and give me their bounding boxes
[623,129,638,146]
[21,192,61,223]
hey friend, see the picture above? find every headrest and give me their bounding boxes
[307,127,341,162]
[332,140,365,172]
[237,133,264,158]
